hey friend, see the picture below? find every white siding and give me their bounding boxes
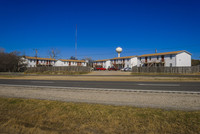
[55,60,65,66]
[137,51,191,67]
[130,57,137,67]
[175,52,191,67]
[105,60,111,68]
[164,55,176,67]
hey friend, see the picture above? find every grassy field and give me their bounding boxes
[0,98,199,134]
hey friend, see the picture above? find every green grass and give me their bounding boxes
[0,97,200,134]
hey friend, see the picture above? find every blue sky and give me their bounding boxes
[0,0,200,60]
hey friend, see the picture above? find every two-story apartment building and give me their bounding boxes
[110,56,137,69]
[93,59,111,68]
[55,59,87,66]
[23,56,87,67]
[93,50,191,69]
[137,50,191,67]
[93,56,137,69]
[23,56,56,67]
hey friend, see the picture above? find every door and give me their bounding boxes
[145,57,147,62]
[161,55,164,62]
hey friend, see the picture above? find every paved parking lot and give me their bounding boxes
[86,71,132,75]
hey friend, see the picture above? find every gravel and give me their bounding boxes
[0,85,200,111]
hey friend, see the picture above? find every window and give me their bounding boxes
[140,57,141,61]
[157,56,159,60]
[170,54,172,59]
[149,56,151,60]
[170,63,172,67]
[30,59,32,62]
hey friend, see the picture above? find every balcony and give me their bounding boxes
[142,59,165,63]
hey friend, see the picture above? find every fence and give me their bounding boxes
[26,66,91,73]
[132,65,200,74]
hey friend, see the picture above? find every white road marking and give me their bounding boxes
[137,84,180,86]
[0,84,199,94]
[30,81,55,84]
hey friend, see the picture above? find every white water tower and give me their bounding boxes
[116,47,122,57]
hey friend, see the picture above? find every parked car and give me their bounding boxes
[121,67,126,71]
[100,67,106,71]
[108,67,117,71]
[91,68,94,71]
[124,67,132,72]
[96,67,106,71]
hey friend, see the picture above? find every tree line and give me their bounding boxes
[0,48,26,72]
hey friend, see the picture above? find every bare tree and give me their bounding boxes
[82,57,94,67]
[48,48,60,59]
[70,56,77,60]
[0,48,5,53]
[0,49,26,72]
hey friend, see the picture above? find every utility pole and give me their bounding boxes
[33,49,38,67]
[75,24,77,59]
[33,49,38,58]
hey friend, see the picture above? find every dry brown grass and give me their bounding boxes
[0,75,200,82]
[131,72,200,76]
[0,97,200,134]
[24,70,89,75]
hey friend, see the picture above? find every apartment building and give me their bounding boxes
[23,56,56,67]
[93,56,137,69]
[93,50,191,69]
[55,59,87,66]
[93,59,111,68]
[137,50,191,67]
[23,57,87,67]
[110,56,137,69]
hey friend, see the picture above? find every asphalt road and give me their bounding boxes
[0,79,200,92]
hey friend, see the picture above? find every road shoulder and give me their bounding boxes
[0,85,199,111]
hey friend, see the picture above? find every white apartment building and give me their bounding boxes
[93,50,191,69]
[23,57,87,67]
[93,56,137,69]
[23,50,191,68]
[110,56,137,69]
[137,50,191,67]
[23,56,56,67]
[93,59,111,69]
[55,59,87,66]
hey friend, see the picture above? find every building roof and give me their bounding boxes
[94,59,110,62]
[111,56,136,60]
[138,50,191,57]
[59,59,86,62]
[25,56,56,61]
